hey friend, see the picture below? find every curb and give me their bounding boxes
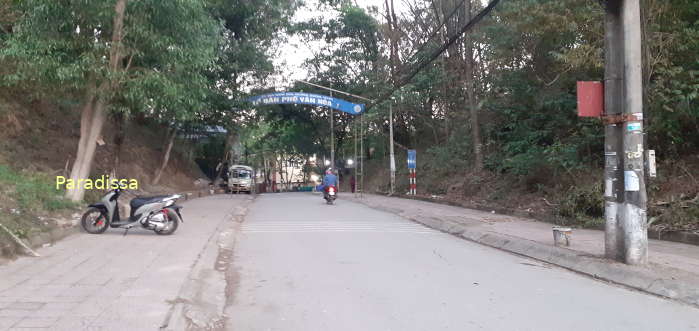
[0,223,80,260]
[352,197,699,308]
[649,228,699,246]
[161,194,255,330]
[27,224,79,250]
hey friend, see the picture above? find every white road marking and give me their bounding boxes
[242,220,435,234]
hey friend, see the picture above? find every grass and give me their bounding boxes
[0,164,76,213]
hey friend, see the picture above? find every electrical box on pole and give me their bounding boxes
[577,81,604,117]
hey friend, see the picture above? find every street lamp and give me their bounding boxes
[347,159,354,166]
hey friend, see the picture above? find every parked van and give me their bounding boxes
[228,165,254,194]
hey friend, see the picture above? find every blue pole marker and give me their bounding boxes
[248,92,365,115]
[407,149,416,169]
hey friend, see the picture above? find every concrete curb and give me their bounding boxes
[649,228,699,246]
[353,197,699,308]
[161,195,255,330]
[27,224,79,250]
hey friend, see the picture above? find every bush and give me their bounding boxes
[555,183,604,227]
[0,165,76,212]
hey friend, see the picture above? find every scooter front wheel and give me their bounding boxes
[81,208,109,234]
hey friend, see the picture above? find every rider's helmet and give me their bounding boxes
[325,168,333,175]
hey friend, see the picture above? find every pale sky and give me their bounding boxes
[271,0,487,89]
[272,0,405,88]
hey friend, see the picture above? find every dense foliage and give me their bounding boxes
[0,0,696,224]
[288,0,697,178]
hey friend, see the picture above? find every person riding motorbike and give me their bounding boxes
[320,169,339,203]
[322,169,338,189]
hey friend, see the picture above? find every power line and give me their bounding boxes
[403,0,470,67]
[367,0,502,112]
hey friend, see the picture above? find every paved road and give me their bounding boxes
[227,193,699,331]
[0,194,250,331]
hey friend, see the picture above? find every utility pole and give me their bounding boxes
[389,101,396,195]
[603,0,624,261]
[330,91,334,171]
[603,0,648,265]
[354,117,358,196]
[360,113,364,197]
[620,0,647,265]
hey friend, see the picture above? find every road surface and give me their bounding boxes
[227,193,699,331]
[1,192,698,330]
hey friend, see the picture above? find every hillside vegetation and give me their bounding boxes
[0,0,296,256]
[239,0,698,232]
[0,0,697,248]
[0,92,206,257]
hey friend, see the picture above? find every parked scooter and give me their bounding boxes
[324,185,337,205]
[80,188,183,235]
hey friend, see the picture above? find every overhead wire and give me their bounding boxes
[402,0,470,68]
[366,0,502,112]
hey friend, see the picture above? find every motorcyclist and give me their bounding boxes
[322,169,338,189]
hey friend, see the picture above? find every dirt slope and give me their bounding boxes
[0,94,208,258]
[0,96,205,193]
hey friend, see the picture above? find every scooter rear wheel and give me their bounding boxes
[155,209,180,235]
[81,208,109,234]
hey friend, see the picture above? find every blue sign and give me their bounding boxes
[407,149,416,169]
[248,92,364,115]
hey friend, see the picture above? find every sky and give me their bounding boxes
[271,0,488,89]
[272,0,405,88]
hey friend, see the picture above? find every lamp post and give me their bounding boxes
[389,99,396,195]
[330,91,334,170]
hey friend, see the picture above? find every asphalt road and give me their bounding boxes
[2,192,699,331]
[227,192,699,331]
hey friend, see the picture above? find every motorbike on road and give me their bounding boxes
[323,185,337,205]
[80,188,183,235]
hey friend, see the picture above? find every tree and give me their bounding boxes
[2,0,220,200]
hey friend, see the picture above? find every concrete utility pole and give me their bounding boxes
[330,91,334,170]
[620,0,648,265]
[389,101,396,195]
[604,0,648,265]
[354,118,358,195]
[603,0,624,261]
[360,113,364,197]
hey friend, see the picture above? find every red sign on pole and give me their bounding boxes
[577,81,604,117]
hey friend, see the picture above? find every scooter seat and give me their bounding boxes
[130,195,171,210]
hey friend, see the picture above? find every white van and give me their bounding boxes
[228,165,254,194]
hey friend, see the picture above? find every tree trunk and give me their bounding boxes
[111,112,125,177]
[65,86,100,201]
[385,0,401,85]
[152,128,177,185]
[223,127,236,163]
[463,0,483,172]
[65,0,128,202]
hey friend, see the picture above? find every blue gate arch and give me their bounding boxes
[248,92,364,115]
